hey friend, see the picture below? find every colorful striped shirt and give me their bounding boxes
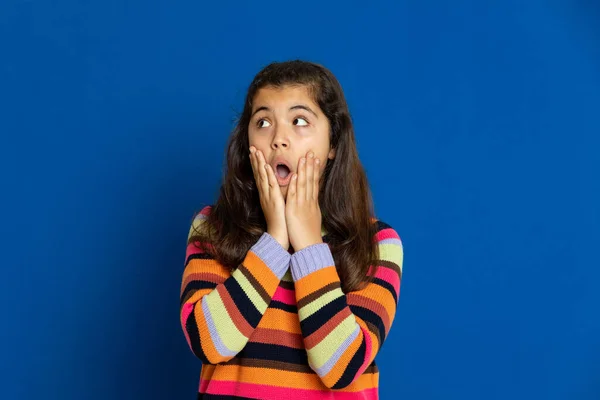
[180,205,404,399]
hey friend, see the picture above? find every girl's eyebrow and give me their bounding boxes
[251,105,319,119]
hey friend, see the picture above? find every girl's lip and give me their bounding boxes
[270,157,293,171]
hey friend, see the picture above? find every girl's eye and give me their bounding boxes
[257,119,271,128]
[294,117,309,126]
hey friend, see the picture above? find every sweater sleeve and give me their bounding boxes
[180,206,290,364]
[289,221,403,389]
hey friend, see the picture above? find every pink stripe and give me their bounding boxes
[186,241,216,256]
[200,380,378,400]
[199,377,209,392]
[272,286,296,305]
[366,265,400,295]
[187,242,204,256]
[375,228,400,241]
[199,206,212,216]
[373,267,400,295]
[180,303,194,349]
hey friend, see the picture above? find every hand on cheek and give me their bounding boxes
[285,151,323,251]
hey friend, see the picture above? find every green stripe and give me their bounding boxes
[232,268,269,313]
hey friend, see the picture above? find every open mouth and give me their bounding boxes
[275,163,292,186]
[276,164,291,178]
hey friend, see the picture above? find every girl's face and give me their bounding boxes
[248,85,336,201]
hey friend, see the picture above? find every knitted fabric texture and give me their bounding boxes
[180,206,403,399]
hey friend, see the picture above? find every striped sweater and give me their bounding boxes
[180,205,403,399]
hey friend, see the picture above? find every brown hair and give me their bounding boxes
[190,60,379,292]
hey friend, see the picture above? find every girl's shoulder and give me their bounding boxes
[371,217,403,247]
[373,217,394,231]
[198,204,214,216]
[188,204,214,239]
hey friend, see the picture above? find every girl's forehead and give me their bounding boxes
[254,85,314,102]
[252,85,320,114]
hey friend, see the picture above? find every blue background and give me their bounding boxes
[2,1,599,399]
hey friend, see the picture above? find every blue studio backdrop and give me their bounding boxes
[1,1,599,399]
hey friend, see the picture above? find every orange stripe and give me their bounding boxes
[295,266,339,300]
[256,308,302,334]
[348,285,396,320]
[244,251,281,295]
[183,259,230,280]
[356,318,380,364]
[200,364,216,380]
[320,330,364,388]
[183,288,211,306]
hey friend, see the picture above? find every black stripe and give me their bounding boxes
[375,220,393,231]
[180,280,217,307]
[371,277,398,304]
[185,251,215,266]
[366,360,379,373]
[224,276,262,328]
[185,307,210,364]
[350,304,386,343]
[236,342,308,365]
[300,295,347,337]
[269,300,298,313]
[279,280,295,290]
[332,337,367,389]
[238,264,271,305]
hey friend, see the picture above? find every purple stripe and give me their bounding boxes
[250,232,291,279]
[378,238,402,246]
[290,243,335,281]
[313,323,360,377]
[201,296,237,358]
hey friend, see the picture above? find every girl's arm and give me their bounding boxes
[290,221,403,389]
[180,206,290,364]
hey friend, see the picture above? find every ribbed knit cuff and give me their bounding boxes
[250,232,291,280]
[290,243,335,281]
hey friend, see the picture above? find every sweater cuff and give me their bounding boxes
[250,232,290,280]
[290,243,335,281]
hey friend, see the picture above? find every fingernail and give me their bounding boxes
[301,158,306,163]
[316,158,320,164]
[308,152,314,158]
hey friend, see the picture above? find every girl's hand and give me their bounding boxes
[249,146,289,250]
[286,151,323,252]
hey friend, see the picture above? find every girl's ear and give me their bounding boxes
[328,147,336,160]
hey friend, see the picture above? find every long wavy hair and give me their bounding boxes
[190,60,379,292]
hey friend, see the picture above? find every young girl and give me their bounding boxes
[180,60,403,399]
